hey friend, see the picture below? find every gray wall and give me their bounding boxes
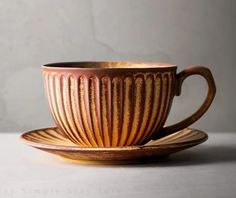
[0,0,235,132]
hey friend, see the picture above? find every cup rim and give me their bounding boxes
[42,61,177,70]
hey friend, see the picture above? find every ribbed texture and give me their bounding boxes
[21,127,208,162]
[22,128,77,146]
[44,72,174,147]
[22,127,207,147]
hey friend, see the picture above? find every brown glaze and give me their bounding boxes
[159,66,216,136]
[42,61,216,147]
[20,127,208,163]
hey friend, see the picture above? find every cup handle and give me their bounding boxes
[159,66,216,137]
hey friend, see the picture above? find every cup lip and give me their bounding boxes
[42,61,177,70]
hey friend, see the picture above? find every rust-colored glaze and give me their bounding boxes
[42,62,216,147]
[157,66,217,137]
[20,127,208,163]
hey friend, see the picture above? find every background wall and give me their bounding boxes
[0,0,235,132]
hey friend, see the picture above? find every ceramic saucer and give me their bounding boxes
[20,127,208,164]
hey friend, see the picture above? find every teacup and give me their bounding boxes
[42,61,216,147]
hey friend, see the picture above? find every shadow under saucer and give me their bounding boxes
[125,144,236,167]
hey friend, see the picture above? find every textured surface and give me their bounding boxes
[1,131,236,198]
[20,127,207,162]
[43,65,175,146]
[0,0,235,132]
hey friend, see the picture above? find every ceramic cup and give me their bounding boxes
[42,61,216,147]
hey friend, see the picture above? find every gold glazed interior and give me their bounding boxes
[44,61,176,69]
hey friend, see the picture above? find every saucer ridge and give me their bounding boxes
[146,128,207,146]
[21,127,77,146]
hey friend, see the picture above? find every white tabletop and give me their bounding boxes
[0,131,236,198]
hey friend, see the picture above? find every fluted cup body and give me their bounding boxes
[42,62,177,147]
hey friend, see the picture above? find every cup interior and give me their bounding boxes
[43,61,176,69]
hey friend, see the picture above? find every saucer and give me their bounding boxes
[20,127,208,164]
